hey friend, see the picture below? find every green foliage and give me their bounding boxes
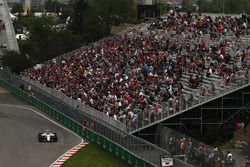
[11,3,24,14]
[181,0,192,10]
[1,51,32,74]
[67,0,88,35]
[88,0,135,35]
[29,6,44,14]
[57,3,71,21]
[25,18,81,62]
[29,16,55,42]
[2,16,81,72]
[3,0,136,72]
[68,0,136,42]
[35,29,81,62]
[198,0,250,13]
[45,0,63,13]
[18,40,39,63]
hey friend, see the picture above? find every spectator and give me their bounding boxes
[225,151,234,167]
[208,82,215,95]
[245,155,250,167]
[199,84,206,96]
[27,84,33,96]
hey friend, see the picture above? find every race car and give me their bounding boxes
[38,129,58,142]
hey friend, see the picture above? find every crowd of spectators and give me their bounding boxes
[168,135,237,167]
[23,11,250,131]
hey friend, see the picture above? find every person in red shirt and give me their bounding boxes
[218,24,223,33]
[201,41,206,51]
[235,27,241,37]
[220,47,225,56]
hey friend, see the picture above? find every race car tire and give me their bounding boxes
[38,133,43,142]
[54,135,58,142]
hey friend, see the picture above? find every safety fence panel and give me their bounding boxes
[0,78,156,167]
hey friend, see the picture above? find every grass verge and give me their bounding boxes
[62,142,129,167]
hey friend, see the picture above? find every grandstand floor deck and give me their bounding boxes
[0,86,82,167]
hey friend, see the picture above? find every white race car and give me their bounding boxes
[38,129,58,142]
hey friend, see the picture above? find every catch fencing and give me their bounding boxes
[0,69,192,167]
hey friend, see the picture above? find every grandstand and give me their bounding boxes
[23,12,250,133]
[2,10,250,167]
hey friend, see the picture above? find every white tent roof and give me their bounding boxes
[10,13,17,19]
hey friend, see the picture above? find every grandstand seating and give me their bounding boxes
[23,12,250,133]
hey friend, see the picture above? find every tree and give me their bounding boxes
[197,0,250,13]
[18,40,40,63]
[11,3,24,14]
[45,0,63,13]
[67,0,89,35]
[1,51,32,74]
[181,0,192,11]
[89,0,136,36]
[28,16,55,46]
[10,15,82,67]
[24,16,81,62]
[67,0,135,42]
[37,29,81,61]
[7,0,136,73]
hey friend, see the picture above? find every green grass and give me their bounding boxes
[62,142,129,167]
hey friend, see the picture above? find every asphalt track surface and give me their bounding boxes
[0,87,82,167]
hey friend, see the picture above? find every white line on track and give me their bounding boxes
[0,104,84,167]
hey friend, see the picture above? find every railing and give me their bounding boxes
[130,75,250,134]
[21,76,126,131]
[23,59,250,135]
[0,69,193,167]
[22,46,250,135]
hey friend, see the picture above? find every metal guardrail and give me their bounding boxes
[21,76,126,131]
